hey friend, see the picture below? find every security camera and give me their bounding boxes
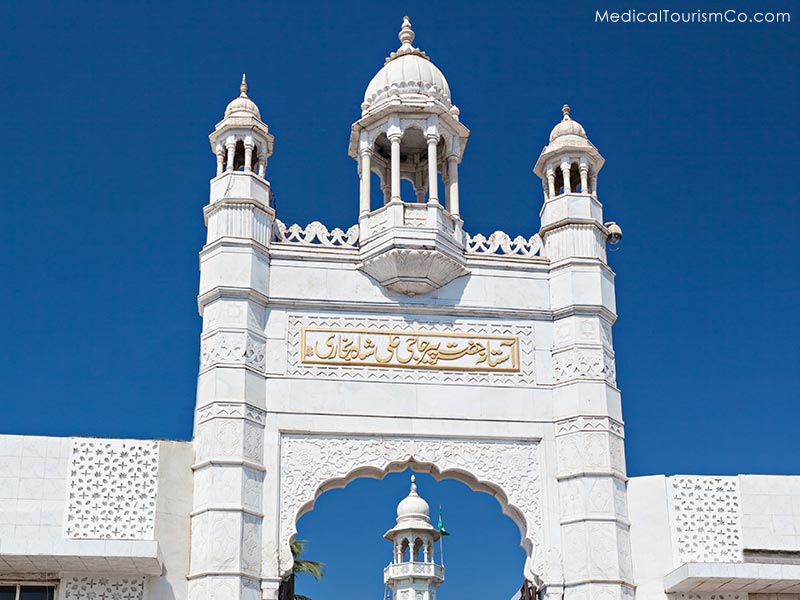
[605,221,623,244]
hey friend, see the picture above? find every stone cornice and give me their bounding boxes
[262,296,555,320]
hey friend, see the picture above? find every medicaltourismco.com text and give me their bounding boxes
[596,9,790,23]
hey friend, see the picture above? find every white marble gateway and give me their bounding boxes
[1,16,798,600]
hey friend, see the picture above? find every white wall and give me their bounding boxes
[627,476,673,600]
[741,475,800,553]
[0,435,70,549]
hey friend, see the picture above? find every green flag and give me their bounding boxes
[437,506,450,536]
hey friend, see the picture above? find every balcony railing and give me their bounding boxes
[384,561,444,582]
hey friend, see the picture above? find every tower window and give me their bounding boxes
[233,140,246,171]
[570,163,581,192]
[553,167,564,195]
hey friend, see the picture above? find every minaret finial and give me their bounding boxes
[399,16,415,47]
[240,74,248,97]
[410,474,417,494]
[562,104,571,120]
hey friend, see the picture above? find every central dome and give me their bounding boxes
[361,17,452,115]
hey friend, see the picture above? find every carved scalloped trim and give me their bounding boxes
[465,231,542,257]
[273,219,359,248]
[279,434,543,580]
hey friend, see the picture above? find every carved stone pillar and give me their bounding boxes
[226,140,236,172]
[447,155,459,216]
[579,163,589,194]
[244,141,255,172]
[359,147,372,215]
[546,168,556,198]
[560,162,571,194]
[216,145,225,176]
[427,135,439,204]
[390,133,402,202]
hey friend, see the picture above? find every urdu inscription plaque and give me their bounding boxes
[301,327,520,372]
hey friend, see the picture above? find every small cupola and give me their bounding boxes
[209,75,274,179]
[534,104,604,201]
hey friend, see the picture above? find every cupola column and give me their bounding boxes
[447,155,459,216]
[257,152,267,177]
[244,140,254,172]
[389,132,402,202]
[225,139,236,171]
[560,161,571,194]
[546,168,556,198]
[360,146,373,214]
[215,144,225,176]
[427,133,439,204]
[579,162,589,194]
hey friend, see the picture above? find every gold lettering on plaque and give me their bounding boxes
[300,328,520,373]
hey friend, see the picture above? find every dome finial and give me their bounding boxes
[410,474,417,494]
[562,104,571,120]
[240,74,248,98]
[399,16,415,47]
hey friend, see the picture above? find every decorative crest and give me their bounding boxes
[562,104,571,120]
[386,16,429,63]
[240,73,248,97]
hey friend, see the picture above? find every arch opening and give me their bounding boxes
[281,442,542,583]
[291,468,532,600]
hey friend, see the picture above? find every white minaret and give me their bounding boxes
[190,76,274,600]
[533,107,633,600]
[384,476,444,600]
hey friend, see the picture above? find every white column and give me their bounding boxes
[579,162,589,194]
[560,162,571,194]
[244,142,254,172]
[359,148,372,215]
[225,141,236,172]
[257,154,266,177]
[590,172,598,197]
[427,136,439,204]
[215,145,224,176]
[390,134,402,202]
[447,156,459,216]
[546,168,556,198]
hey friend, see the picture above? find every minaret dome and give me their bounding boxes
[225,74,261,119]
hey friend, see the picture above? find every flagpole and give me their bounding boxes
[439,534,445,567]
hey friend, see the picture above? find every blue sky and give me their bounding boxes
[1,1,797,597]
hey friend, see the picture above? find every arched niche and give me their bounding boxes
[278,435,543,581]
